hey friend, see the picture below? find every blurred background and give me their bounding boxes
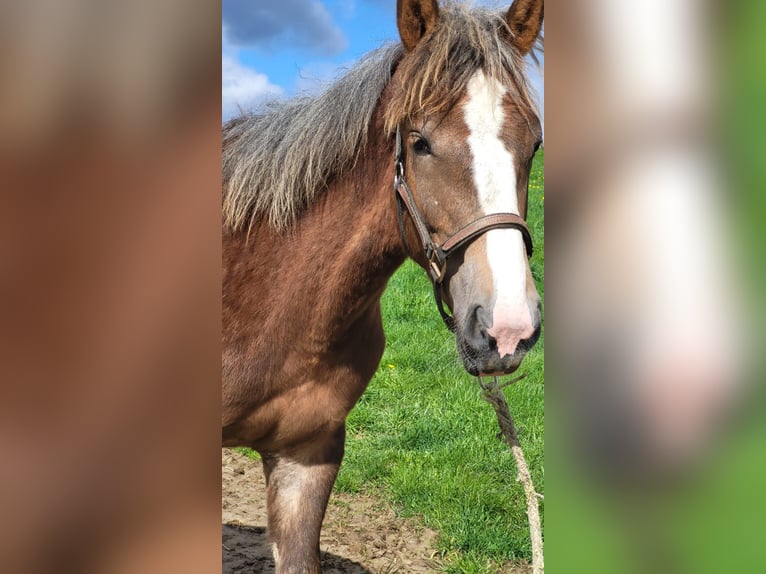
[545,0,766,572]
[0,1,222,573]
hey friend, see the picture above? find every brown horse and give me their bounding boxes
[222,0,543,572]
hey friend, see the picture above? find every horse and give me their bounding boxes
[222,0,544,571]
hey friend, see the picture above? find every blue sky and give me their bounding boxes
[222,0,543,121]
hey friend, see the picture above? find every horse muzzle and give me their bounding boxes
[456,301,542,376]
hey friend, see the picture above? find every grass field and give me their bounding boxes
[336,151,545,573]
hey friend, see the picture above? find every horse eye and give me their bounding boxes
[412,137,432,156]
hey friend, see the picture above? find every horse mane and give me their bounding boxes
[223,3,540,233]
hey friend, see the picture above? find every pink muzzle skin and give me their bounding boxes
[486,304,536,358]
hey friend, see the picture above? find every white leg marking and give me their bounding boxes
[275,459,309,522]
[464,71,534,357]
[272,543,281,569]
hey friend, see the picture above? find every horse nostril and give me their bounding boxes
[465,305,496,349]
[465,308,478,343]
[475,305,493,330]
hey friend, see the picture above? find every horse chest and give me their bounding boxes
[223,307,385,450]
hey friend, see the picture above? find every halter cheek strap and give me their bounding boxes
[393,126,534,332]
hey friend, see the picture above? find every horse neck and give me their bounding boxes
[227,133,406,346]
[300,141,406,327]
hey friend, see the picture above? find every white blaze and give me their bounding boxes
[464,71,534,357]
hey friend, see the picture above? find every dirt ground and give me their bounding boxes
[222,449,445,573]
[222,449,531,573]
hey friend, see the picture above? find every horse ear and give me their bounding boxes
[505,0,544,55]
[397,0,440,52]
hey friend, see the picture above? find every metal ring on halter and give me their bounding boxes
[395,159,405,182]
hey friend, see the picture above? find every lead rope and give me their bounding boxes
[477,374,544,574]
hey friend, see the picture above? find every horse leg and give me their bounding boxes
[261,425,345,574]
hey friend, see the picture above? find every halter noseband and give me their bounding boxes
[393,126,534,332]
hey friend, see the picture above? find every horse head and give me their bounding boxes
[390,0,544,376]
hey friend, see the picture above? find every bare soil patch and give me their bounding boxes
[222,449,443,573]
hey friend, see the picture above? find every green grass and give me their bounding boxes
[336,151,545,572]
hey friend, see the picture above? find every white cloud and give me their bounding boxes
[222,54,283,120]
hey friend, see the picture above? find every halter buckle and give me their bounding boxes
[426,245,447,283]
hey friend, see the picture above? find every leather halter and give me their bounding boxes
[393,126,534,332]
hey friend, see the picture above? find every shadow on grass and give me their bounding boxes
[223,523,373,574]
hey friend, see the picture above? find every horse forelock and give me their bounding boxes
[222,2,541,234]
[384,4,540,135]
